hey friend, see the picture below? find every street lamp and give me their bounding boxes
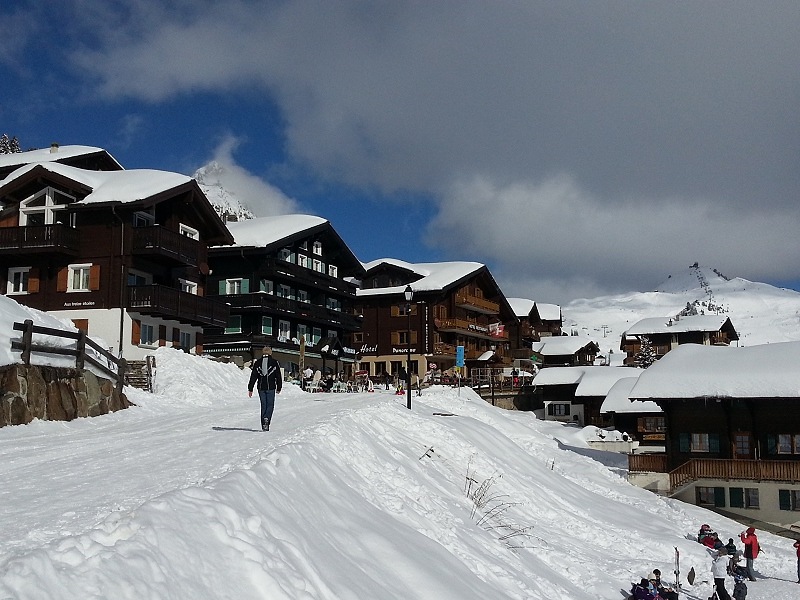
[404,285,414,410]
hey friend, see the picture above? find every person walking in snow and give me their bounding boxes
[711,546,732,600]
[248,345,282,431]
[738,527,759,581]
[793,538,800,583]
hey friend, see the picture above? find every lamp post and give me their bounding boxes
[404,285,413,410]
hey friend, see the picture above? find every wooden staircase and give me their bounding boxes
[124,356,156,392]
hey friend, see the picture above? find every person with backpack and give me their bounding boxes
[247,345,282,431]
[731,573,747,600]
[738,527,759,582]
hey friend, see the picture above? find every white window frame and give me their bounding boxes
[179,279,198,295]
[313,241,322,256]
[298,254,309,269]
[298,289,309,303]
[278,320,291,341]
[226,278,243,295]
[179,224,199,240]
[225,315,242,334]
[261,316,273,335]
[328,264,338,278]
[68,263,92,292]
[279,248,295,263]
[140,323,156,346]
[20,187,74,226]
[179,330,192,351]
[259,279,273,294]
[297,324,308,342]
[312,259,324,273]
[7,267,31,295]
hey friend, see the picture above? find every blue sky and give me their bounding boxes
[2,1,800,303]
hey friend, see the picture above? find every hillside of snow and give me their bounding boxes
[194,161,257,222]
[563,264,800,356]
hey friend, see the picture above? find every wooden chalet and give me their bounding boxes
[0,144,123,180]
[532,366,636,426]
[620,314,739,366]
[203,215,365,374]
[531,335,600,368]
[600,376,664,447]
[0,161,233,360]
[355,259,517,381]
[506,298,563,357]
[627,342,800,529]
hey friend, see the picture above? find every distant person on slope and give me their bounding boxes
[248,345,282,431]
[738,527,759,581]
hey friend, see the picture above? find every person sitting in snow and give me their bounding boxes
[652,569,677,600]
[630,575,662,600]
[698,524,713,545]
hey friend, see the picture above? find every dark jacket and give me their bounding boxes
[248,355,283,393]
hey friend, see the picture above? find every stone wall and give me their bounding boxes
[0,364,130,428]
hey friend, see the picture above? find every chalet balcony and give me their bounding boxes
[431,342,490,360]
[218,293,362,331]
[0,224,80,255]
[455,292,500,315]
[262,258,357,294]
[131,225,205,267]
[628,455,800,492]
[128,285,228,327]
[435,317,509,341]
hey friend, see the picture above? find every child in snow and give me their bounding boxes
[652,569,678,600]
[698,523,713,545]
[732,573,747,600]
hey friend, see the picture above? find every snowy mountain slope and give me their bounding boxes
[563,264,800,355]
[194,161,256,222]
[0,347,798,599]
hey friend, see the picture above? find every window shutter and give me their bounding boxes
[219,280,226,295]
[709,434,721,454]
[172,327,180,346]
[679,433,690,453]
[411,331,418,344]
[779,489,791,510]
[131,319,141,344]
[729,487,744,508]
[241,279,249,293]
[28,268,40,293]
[89,264,101,290]
[391,332,399,345]
[547,403,554,416]
[159,325,167,346]
[195,331,203,354]
[766,435,777,455]
[57,267,68,292]
[391,305,399,317]
[637,417,645,432]
[714,487,726,508]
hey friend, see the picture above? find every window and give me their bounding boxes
[730,487,759,509]
[779,489,800,511]
[696,486,725,508]
[778,434,794,454]
[277,284,292,299]
[312,327,322,345]
[261,317,273,335]
[179,279,198,294]
[133,211,155,227]
[259,279,273,294]
[128,270,151,286]
[734,434,751,457]
[179,224,199,240]
[68,264,92,292]
[767,434,800,455]
[299,241,308,251]
[328,264,338,278]
[547,403,570,417]
[313,241,322,255]
[312,259,324,273]
[20,187,74,226]
[7,267,30,294]
[297,324,308,342]
[225,315,242,334]
[298,289,309,303]
[140,323,156,345]
[353,332,364,344]
[399,330,412,345]
[326,297,342,311]
[279,248,295,263]
[678,433,720,453]
[179,331,192,351]
[278,320,291,341]
[298,254,309,269]
[327,330,337,339]
[225,279,243,295]
[637,417,666,433]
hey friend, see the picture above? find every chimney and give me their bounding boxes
[50,143,59,153]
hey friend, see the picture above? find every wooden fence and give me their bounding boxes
[11,319,126,393]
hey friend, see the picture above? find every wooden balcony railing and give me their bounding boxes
[435,318,509,340]
[455,292,500,315]
[0,224,80,254]
[669,459,800,491]
[628,453,669,474]
[131,226,204,267]
[128,285,228,327]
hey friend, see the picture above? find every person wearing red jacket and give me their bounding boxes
[793,539,800,583]
[739,527,759,582]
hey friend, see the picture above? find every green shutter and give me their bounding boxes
[679,433,690,453]
[767,435,777,455]
[241,279,249,293]
[709,434,721,454]
[219,280,226,295]
[714,487,726,508]
[730,487,744,508]
[779,489,791,511]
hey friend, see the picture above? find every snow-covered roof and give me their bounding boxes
[0,162,191,204]
[225,215,328,247]
[0,145,122,170]
[532,366,636,397]
[357,259,485,296]
[536,303,561,321]
[507,298,535,318]
[624,314,733,336]
[629,341,800,399]
[601,377,661,414]
[532,335,596,356]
